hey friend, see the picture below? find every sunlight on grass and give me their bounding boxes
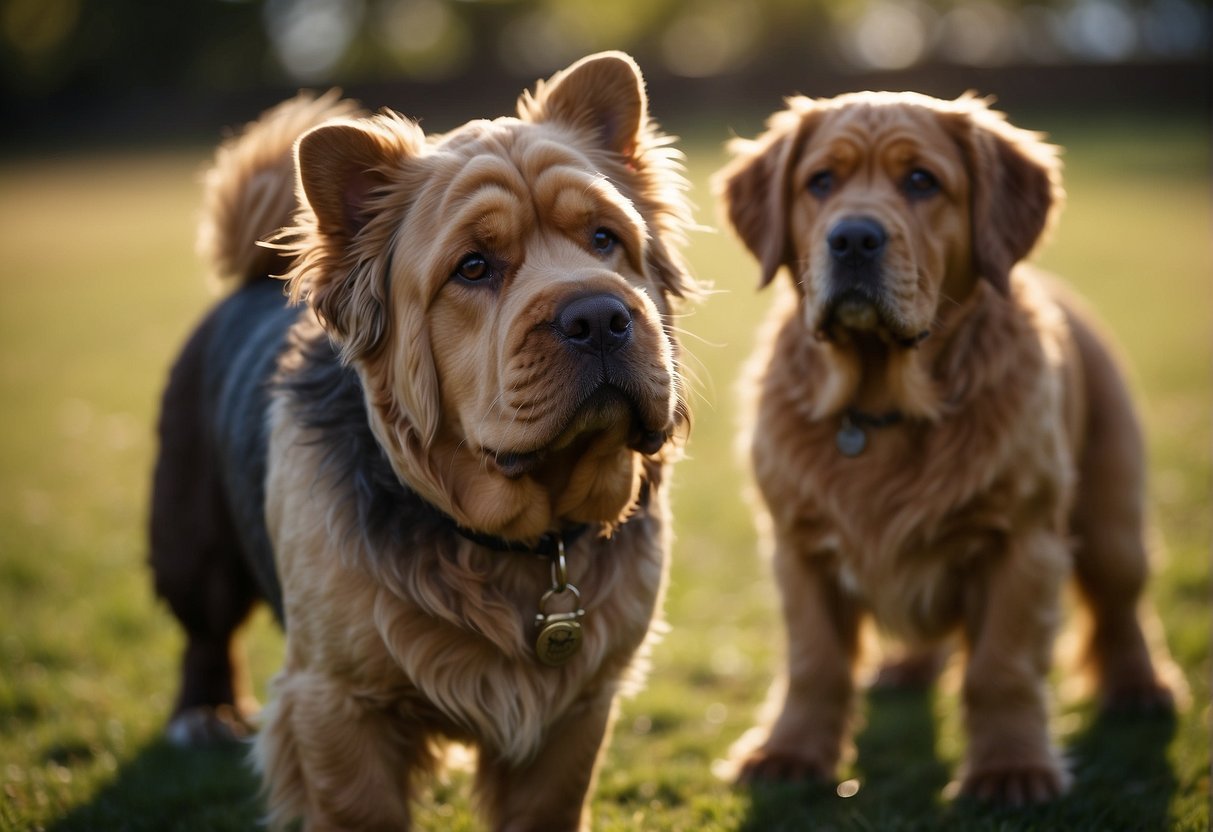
[0,114,1208,831]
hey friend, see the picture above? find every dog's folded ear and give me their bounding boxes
[290,117,424,361]
[943,97,1063,296]
[297,119,410,238]
[519,51,647,159]
[715,101,820,289]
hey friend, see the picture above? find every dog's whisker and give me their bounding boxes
[673,357,713,414]
[666,323,724,351]
[475,385,529,458]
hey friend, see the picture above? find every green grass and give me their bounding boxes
[1,113,1208,831]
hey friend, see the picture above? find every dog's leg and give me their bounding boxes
[736,544,861,784]
[1067,313,1177,712]
[474,688,616,832]
[156,512,260,748]
[1071,485,1176,712]
[255,668,427,831]
[959,528,1069,804]
[151,336,260,745]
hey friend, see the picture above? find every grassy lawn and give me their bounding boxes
[0,110,1208,831]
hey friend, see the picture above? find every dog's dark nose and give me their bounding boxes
[828,217,887,266]
[556,294,633,354]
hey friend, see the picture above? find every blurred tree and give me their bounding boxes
[1,0,1208,124]
[1,0,278,99]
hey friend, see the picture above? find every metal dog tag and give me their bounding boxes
[535,613,583,667]
[836,417,867,457]
[534,574,585,667]
[533,542,586,667]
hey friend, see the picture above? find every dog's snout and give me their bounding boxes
[828,217,887,266]
[556,293,633,355]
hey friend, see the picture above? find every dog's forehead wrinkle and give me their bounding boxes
[469,199,533,254]
[536,168,607,220]
[516,131,594,175]
[436,138,642,263]
[441,152,530,207]
[814,128,937,172]
[802,137,857,175]
[533,166,640,226]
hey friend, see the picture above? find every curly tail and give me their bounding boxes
[196,90,363,285]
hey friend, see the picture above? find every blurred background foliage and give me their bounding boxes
[1,0,1209,145]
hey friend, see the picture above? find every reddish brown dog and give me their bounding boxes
[717,92,1179,803]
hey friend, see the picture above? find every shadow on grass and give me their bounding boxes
[738,687,950,832]
[47,696,1179,830]
[48,739,263,832]
[1053,706,1179,827]
[737,689,1179,832]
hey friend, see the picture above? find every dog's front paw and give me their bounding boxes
[956,763,1070,806]
[737,748,833,785]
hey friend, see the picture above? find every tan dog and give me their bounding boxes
[716,92,1177,804]
[150,52,695,830]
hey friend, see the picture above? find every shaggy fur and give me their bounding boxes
[150,52,695,830]
[716,91,1179,804]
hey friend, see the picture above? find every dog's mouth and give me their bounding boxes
[485,384,670,480]
[817,288,929,349]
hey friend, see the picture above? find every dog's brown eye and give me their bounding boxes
[591,228,618,255]
[905,168,940,199]
[453,253,491,283]
[807,170,834,198]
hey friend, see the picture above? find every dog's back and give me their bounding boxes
[149,92,357,745]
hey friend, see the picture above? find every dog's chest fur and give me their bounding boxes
[750,275,1077,639]
[265,318,666,762]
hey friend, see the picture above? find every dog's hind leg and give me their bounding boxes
[1065,307,1179,713]
[150,330,261,745]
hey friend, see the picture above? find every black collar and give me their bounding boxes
[452,523,591,557]
[844,406,904,429]
[835,407,904,457]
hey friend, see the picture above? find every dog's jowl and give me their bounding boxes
[150,52,695,830]
[717,91,1180,805]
